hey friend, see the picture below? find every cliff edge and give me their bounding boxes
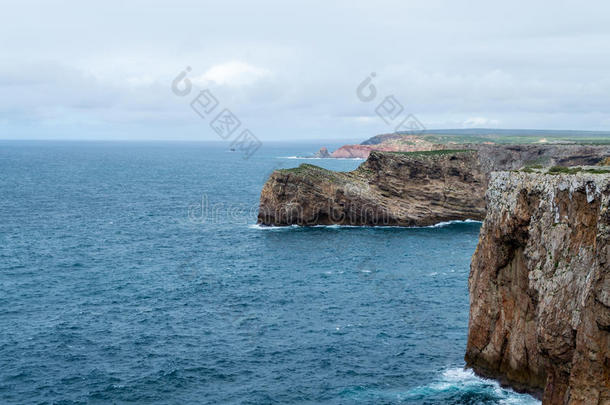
[465,169,610,404]
[258,150,486,226]
[258,145,609,227]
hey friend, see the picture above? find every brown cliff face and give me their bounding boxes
[465,171,610,404]
[327,135,610,160]
[474,144,610,173]
[257,150,487,226]
[258,145,609,227]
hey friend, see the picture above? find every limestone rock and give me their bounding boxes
[313,147,331,158]
[465,170,610,404]
[258,145,609,227]
[257,150,486,226]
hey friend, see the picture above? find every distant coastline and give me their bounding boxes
[298,129,610,159]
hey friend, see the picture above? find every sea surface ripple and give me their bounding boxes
[0,141,539,404]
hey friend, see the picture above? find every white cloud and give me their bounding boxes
[462,117,500,128]
[194,62,271,87]
[2,0,610,140]
[353,116,377,124]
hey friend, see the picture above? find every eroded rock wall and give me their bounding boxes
[465,171,610,404]
[257,150,487,226]
[475,144,610,173]
[258,145,609,227]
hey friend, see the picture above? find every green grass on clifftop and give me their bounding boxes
[386,149,475,157]
[547,166,610,175]
[277,164,347,183]
[419,133,610,145]
[519,166,610,175]
[277,163,330,174]
[364,130,610,146]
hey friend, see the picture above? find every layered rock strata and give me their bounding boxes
[258,145,609,227]
[258,150,486,226]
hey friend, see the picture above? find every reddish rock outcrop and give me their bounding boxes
[465,170,610,404]
[330,142,437,158]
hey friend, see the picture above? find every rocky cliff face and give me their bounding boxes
[324,132,610,160]
[329,143,610,166]
[258,150,487,226]
[474,144,610,174]
[330,137,438,158]
[465,170,610,404]
[259,145,609,227]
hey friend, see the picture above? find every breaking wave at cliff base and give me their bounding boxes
[0,142,537,404]
[343,368,540,404]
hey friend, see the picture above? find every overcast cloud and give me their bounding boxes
[2,0,610,140]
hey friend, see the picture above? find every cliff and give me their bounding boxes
[321,131,610,159]
[330,136,438,158]
[465,169,610,404]
[329,142,610,161]
[258,150,487,226]
[474,144,610,174]
[258,145,609,227]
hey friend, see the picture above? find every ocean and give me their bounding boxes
[0,141,539,404]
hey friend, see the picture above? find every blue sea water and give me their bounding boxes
[0,141,539,404]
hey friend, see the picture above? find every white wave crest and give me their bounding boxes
[249,219,482,230]
[428,219,482,228]
[342,367,540,404]
[421,368,540,404]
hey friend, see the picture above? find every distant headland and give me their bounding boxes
[305,129,610,159]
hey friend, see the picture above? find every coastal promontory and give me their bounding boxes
[258,150,487,226]
[258,144,610,227]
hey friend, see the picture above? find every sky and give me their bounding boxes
[2,0,610,141]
